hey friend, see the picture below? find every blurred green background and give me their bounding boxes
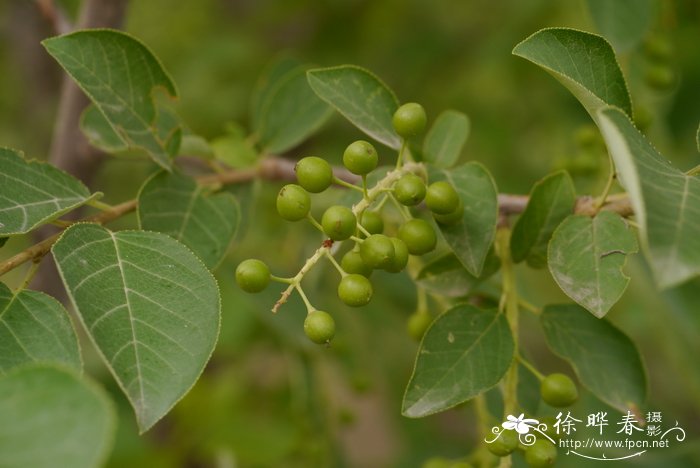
[1,0,699,466]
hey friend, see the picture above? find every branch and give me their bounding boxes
[0,156,634,279]
[33,0,130,298]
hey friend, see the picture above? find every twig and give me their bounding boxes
[0,157,635,279]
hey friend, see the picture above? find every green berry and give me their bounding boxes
[304,311,335,344]
[360,211,384,235]
[393,102,427,138]
[643,34,672,61]
[407,312,432,341]
[295,156,333,193]
[433,198,464,226]
[338,274,373,307]
[487,429,519,457]
[524,439,557,467]
[541,373,579,407]
[235,259,270,293]
[398,219,437,255]
[426,181,460,215]
[341,250,373,277]
[321,205,356,240]
[645,65,674,90]
[574,124,600,149]
[343,140,378,175]
[276,184,310,221]
[360,234,395,269]
[385,237,409,273]
[394,173,426,206]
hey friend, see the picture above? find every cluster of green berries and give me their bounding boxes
[236,103,460,345]
[643,32,675,91]
[486,372,577,466]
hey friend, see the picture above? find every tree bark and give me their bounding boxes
[31,0,130,298]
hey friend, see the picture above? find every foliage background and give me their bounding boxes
[1,0,699,466]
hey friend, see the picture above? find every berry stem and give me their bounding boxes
[388,193,413,221]
[324,250,347,278]
[306,213,325,233]
[416,286,428,315]
[516,354,545,381]
[332,176,364,192]
[295,284,316,314]
[270,275,295,284]
[361,175,369,200]
[396,140,407,169]
[356,223,372,237]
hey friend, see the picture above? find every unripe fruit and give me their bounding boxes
[341,250,373,277]
[541,373,579,407]
[433,198,464,226]
[343,140,378,175]
[487,429,519,457]
[360,234,395,269]
[360,210,384,235]
[407,312,432,341]
[276,184,310,221]
[573,124,599,149]
[295,156,333,193]
[643,34,672,61]
[338,274,373,307]
[426,181,460,215]
[524,439,557,467]
[394,173,426,206]
[393,102,427,138]
[645,65,674,90]
[322,205,356,240]
[304,311,335,344]
[385,237,409,273]
[398,219,437,255]
[235,259,270,293]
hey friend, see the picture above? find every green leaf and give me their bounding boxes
[513,28,632,118]
[137,171,240,269]
[307,65,401,149]
[255,66,332,153]
[597,107,700,288]
[80,104,127,153]
[0,148,97,236]
[586,0,655,53]
[52,223,220,432]
[696,122,699,153]
[548,212,637,317]
[416,249,499,298]
[211,132,258,168]
[80,104,183,159]
[423,110,470,168]
[402,305,514,418]
[511,171,576,268]
[0,283,81,373]
[541,304,646,413]
[0,364,115,468]
[43,30,181,170]
[251,57,303,129]
[429,162,499,276]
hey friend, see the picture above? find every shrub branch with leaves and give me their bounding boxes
[0,21,697,468]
